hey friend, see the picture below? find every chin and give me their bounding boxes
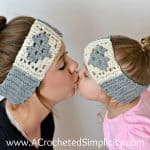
[69,88,76,97]
[78,89,87,99]
[63,88,76,99]
[78,90,93,100]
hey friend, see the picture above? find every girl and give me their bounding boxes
[0,16,78,149]
[78,35,150,150]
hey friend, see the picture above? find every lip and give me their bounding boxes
[73,73,79,88]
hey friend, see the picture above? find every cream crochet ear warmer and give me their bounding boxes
[0,19,62,104]
[84,36,148,103]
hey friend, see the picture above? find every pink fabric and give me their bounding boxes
[103,90,150,150]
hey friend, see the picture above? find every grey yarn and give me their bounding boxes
[0,19,62,104]
[101,74,147,103]
[0,32,50,104]
[87,36,148,103]
[27,33,51,63]
[88,45,109,70]
[38,19,63,38]
[0,66,40,104]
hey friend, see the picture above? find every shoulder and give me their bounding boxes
[0,101,8,127]
[141,90,150,99]
[0,125,13,149]
[122,111,150,139]
[0,101,16,137]
[41,112,55,139]
[121,115,150,149]
[123,89,150,133]
[43,112,54,125]
[123,90,150,122]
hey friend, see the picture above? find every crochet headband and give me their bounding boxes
[0,19,62,104]
[84,36,148,103]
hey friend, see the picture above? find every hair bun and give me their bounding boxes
[141,36,150,54]
[0,16,7,31]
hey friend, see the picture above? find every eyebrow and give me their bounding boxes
[57,51,68,63]
[84,63,88,72]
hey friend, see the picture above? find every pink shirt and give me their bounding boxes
[103,90,150,150]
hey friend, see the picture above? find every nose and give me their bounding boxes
[68,57,78,74]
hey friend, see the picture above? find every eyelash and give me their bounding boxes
[84,72,89,77]
[59,62,67,70]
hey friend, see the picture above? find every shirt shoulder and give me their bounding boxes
[41,112,55,141]
[123,90,150,122]
[103,91,150,149]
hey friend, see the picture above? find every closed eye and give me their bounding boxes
[84,71,89,77]
[59,62,67,70]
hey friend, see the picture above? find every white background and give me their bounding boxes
[0,0,150,149]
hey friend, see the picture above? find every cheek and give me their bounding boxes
[78,78,99,100]
[39,69,76,103]
[49,76,67,87]
[43,71,74,97]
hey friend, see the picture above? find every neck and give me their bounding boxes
[103,97,140,119]
[5,93,51,138]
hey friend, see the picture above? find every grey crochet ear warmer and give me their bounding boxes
[0,19,62,104]
[84,36,148,103]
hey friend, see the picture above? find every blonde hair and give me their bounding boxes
[111,35,150,85]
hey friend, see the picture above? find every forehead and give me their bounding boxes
[52,40,66,65]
